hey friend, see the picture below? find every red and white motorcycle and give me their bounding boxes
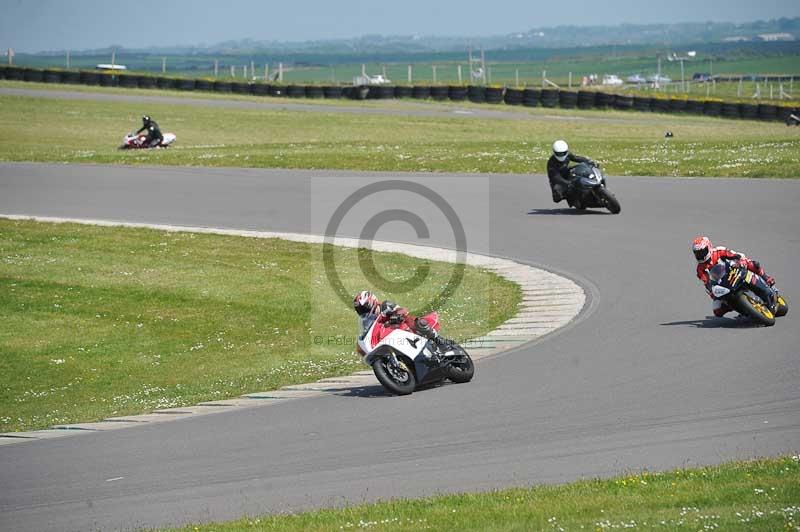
[119,132,176,149]
[357,310,474,395]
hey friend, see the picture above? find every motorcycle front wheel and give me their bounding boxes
[733,292,776,326]
[442,345,475,384]
[596,187,621,214]
[373,356,416,395]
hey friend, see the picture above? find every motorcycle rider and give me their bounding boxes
[691,236,776,317]
[353,290,447,355]
[547,139,598,207]
[136,115,164,148]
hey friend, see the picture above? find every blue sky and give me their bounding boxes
[2,0,799,52]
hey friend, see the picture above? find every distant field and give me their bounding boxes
[1,85,799,178]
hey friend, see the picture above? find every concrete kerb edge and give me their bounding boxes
[0,214,586,444]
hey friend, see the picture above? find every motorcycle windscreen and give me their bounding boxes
[708,263,727,283]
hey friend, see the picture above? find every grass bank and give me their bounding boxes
[165,455,800,531]
[1,83,799,177]
[0,219,520,432]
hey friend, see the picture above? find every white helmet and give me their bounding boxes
[552,139,569,162]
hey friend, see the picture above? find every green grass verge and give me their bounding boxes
[163,455,800,531]
[1,84,798,178]
[0,220,520,432]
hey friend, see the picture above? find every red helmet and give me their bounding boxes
[353,290,379,315]
[692,236,712,263]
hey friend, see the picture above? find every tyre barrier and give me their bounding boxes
[485,86,504,104]
[118,75,138,88]
[430,86,449,101]
[323,85,343,99]
[5,66,23,80]
[98,73,116,87]
[286,85,305,98]
[652,98,670,113]
[213,81,232,93]
[668,98,687,112]
[632,96,652,112]
[412,85,431,99]
[61,71,81,84]
[757,104,777,121]
[228,81,247,94]
[468,85,486,103]
[195,79,213,92]
[611,94,631,110]
[504,88,524,105]
[540,89,559,108]
[23,68,44,82]
[4,65,790,123]
[305,85,325,99]
[370,85,395,99]
[448,85,467,101]
[595,91,615,109]
[703,101,722,117]
[558,90,578,109]
[42,69,62,83]
[721,102,740,119]
[137,76,156,89]
[522,88,540,107]
[577,90,596,109]
[685,99,705,115]
[740,103,758,120]
[394,85,413,98]
[177,78,196,91]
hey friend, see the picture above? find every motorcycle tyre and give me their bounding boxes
[442,345,475,384]
[775,294,788,317]
[597,187,621,214]
[373,356,416,395]
[733,292,775,326]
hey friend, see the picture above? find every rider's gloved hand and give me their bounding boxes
[380,300,398,317]
[764,275,776,286]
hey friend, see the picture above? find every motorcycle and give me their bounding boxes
[707,260,788,326]
[357,311,474,395]
[119,132,176,149]
[566,162,621,214]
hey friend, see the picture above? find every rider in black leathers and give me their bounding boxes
[136,115,164,147]
[547,139,596,206]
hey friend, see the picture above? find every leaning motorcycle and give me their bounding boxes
[566,162,621,214]
[707,260,788,326]
[357,311,474,395]
[119,132,177,149]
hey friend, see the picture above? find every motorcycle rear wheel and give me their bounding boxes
[597,187,621,214]
[775,294,789,317]
[733,292,776,326]
[442,345,475,384]
[373,356,416,395]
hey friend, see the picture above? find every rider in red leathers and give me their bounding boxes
[353,290,444,348]
[691,236,775,317]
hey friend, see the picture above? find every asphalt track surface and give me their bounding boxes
[0,162,798,531]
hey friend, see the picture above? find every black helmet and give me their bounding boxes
[142,115,151,125]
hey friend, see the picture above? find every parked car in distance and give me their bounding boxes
[602,74,624,85]
[692,72,713,82]
[627,74,646,83]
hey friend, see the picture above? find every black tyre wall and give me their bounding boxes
[394,85,413,98]
[685,99,705,115]
[559,90,578,109]
[485,87,504,104]
[504,88,524,105]
[177,78,196,91]
[23,69,44,82]
[5,66,23,80]
[62,71,81,84]
[323,86,343,98]
[540,89,559,108]
[467,85,486,103]
[448,85,467,101]
[757,104,778,121]
[42,69,62,83]
[305,85,325,98]
[430,86,449,100]
[613,94,633,110]
[412,85,431,99]
[595,92,614,109]
[137,76,156,89]
[577,90,596,109]
[213,81,232,93]
[522,88,540,107]
[195,79,213,91]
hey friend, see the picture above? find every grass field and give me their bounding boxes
[0,219,520,432]
[164,455,800,531]
[1,84,799,178]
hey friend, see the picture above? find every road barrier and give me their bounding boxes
[3,66,795,121]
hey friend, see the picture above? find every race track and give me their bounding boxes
[0,162,798,531]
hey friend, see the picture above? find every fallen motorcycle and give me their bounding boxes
[119,132,176,149]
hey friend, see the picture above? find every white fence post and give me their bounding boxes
[457,64,462,83]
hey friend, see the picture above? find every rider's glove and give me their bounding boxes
[380,300,398,317]
[764,275,776,287]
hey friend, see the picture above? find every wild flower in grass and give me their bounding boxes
[50,359,65,365]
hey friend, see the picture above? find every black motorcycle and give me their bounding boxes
[566,163,621,214]
[708,260,788,326]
